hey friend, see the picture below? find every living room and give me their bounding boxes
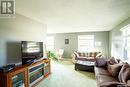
[0,0,130,87]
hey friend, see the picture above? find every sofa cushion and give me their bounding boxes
[96,75,119,87]
[78,56,87,59]
[80,52,85,57]
[97,74,119,85]
[107,63,123,77]
[77,52,86,57]
[76,51,101,58]
[84,52,88,57]
[100,82,126,87]
[127,80,130,86]
[95,57,107,67]
[90,52,95,57]
[87,52,99,57]
[118,63,130,83]
[95,67,111,76]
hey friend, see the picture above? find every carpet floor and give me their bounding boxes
[36,59,96,87]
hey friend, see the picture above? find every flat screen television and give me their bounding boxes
[21,41,43,64]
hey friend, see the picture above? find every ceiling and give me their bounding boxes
[16,0,130,33]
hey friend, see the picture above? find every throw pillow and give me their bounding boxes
[118,63,130,83]
[107,63,123,77]
[95,57,107,67]
[108,57,119,65]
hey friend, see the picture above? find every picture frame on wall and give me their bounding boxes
[65,39,69,44]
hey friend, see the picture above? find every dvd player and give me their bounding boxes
[0,64,15,72]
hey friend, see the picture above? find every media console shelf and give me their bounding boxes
[0,59,51,87]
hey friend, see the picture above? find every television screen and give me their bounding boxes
[21,41,43,60]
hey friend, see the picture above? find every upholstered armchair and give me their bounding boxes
[55,49,64,61]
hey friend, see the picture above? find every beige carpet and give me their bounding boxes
[37,59,96,87]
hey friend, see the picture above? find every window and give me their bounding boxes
[78,35,94,52]
[46,36,54,51]
[121,25,130,59]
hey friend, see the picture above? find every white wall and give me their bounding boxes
[47,31,109,58]
[109,17,130,59]
[0,14,47,66]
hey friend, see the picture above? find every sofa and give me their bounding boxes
[72,51,101,63]
[95,57,130,87]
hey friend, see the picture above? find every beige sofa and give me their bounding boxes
[72,51,101,63]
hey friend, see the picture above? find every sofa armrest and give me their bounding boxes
[73,52,79,58]
[96,53,102,58]
[71,53,77,63]
[72,52,81,63]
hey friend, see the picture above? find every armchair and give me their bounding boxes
[55,49,64,61]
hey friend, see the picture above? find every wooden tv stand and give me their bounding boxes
[0,59,51,87]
